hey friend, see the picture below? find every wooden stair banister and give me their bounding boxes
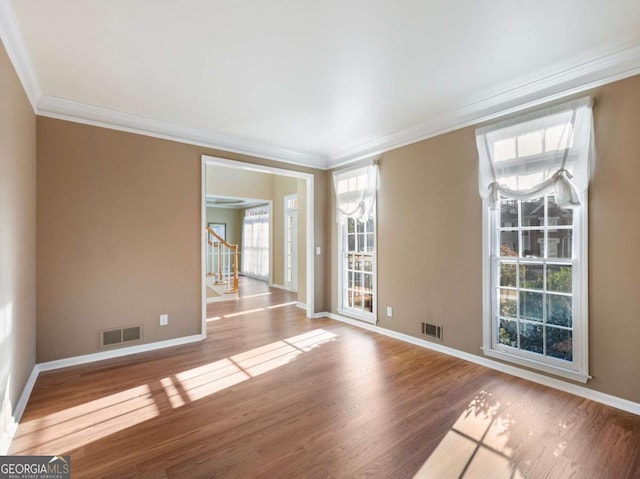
[205,226,239,293]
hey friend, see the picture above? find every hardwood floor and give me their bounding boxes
[10,277,640,478]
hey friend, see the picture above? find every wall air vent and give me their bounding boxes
[100,325,143,348]
[421,322,442,340]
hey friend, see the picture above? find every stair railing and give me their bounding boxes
[205,226,239,293]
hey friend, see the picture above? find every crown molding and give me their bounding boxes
[0,0,40,110]
[3,0,640,171]
[326,43,640,169]
[37,95,326,169]
[0,0,326,171]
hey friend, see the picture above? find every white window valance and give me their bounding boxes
[476,97,594,209]
[332,162,378,224]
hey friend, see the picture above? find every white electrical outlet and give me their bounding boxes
[386,307,393,317]
[160,314,168,326]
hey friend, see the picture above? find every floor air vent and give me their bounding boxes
[100,325,143,347]
[421,322,442,340]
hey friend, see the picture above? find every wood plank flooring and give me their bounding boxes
[10,277,640,478]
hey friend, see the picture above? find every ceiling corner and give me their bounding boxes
[0,0,41,111]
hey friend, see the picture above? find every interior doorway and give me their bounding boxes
[201,155,314,336]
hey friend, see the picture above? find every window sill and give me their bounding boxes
[482,347,590,384]
[338,309,376,325]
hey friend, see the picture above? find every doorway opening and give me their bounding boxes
[201,156,314,336]
[205,195,272,303]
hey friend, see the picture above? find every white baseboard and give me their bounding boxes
[321,312,640,416]
[38,334,206,372]
[0,366,39,455]
[269,283,285,290]
[295,302,307,311]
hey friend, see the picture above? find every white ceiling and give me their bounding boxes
[5,0,640,168]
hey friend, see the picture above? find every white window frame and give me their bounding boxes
[283,193,298,292]
[338,214,377,324]
[241,204,272,283]
[482,192,589,383]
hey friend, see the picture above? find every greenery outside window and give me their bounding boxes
[478,98,593,382]
[487,193,588,381]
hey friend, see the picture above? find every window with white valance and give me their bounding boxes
[332,163,378,224]
[332,163,378,322]
[477,96,594,209]
[477,97,594,383]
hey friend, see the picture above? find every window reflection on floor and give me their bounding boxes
[11,329,337,455]
[413,391,523,479]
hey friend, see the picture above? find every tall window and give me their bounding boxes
[476,97,594,382]
[493,194,582,366]
[343,216,375,316]
[332,163,378,323]
[242,205,270,281]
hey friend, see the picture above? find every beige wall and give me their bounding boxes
[37,118,326,362]
[0,41,36,444]
[328,74,640,403]
[588,76,640,402]
[206,166,274,200]
[206,207,242,248]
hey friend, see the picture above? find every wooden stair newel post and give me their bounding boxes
[233,245,239,292]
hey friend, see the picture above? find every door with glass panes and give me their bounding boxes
[284,194,298,292]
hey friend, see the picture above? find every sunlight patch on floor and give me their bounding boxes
[206,300,299,321]
[12,385,159,455]
[166,329,337,403]
[169,329,337,400]
[223,307,265,318]
[235,342,301,377]
[11,329,337,455]
[266,301,298,309]
[173,358,250,402]
[160,377,188,409]
[413,391,523,479]
[239,292,272,299]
